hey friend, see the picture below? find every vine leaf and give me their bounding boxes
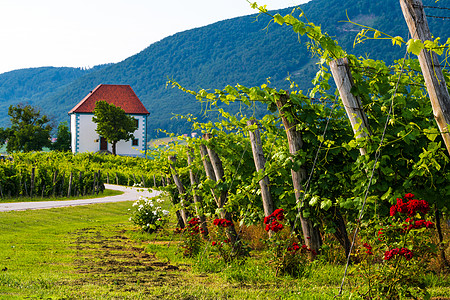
[407,39,424,56]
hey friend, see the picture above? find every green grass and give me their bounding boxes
[0,202,448,299]
[0,188,123,203]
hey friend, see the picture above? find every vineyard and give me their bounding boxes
[1,1,450,298]
[0,151,163,199]
[147,3,450,298]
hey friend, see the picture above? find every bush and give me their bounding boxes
[129,195,169,233]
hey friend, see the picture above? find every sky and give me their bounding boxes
[0,0,310,75]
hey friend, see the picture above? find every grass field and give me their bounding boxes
[0,200,448,299]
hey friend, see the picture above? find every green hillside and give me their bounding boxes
[0,0,448,137]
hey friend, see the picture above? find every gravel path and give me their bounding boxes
[0,184,162,212]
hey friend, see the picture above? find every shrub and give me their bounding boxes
[357,193,437,299]
[129,196,169,233]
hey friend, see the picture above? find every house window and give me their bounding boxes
[132,138,139,146]
[134,118,139,128]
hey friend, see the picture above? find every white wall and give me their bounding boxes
[70,113,147,156]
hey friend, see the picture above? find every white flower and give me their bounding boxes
[162,210,169,216]
[132,201,138,207]
[153,211,157,215]
[156,198,164,203]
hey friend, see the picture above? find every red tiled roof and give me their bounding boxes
[68,84,149,115]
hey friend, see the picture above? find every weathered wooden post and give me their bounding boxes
[187,147,209,238]
[78,171,83,196]
[67,172,73,197]
[400,0,450,156]
[202,133,239,244]
[330,57,371,155]
[400,0,450,267]
[275,94,322,256]
[30,167,35,198]
[52,170,58,197]
[247,119,275,236]
[168,155,190,226]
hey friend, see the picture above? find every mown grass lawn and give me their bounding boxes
[0,200,448,299]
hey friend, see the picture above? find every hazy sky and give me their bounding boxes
[0,0,310,74]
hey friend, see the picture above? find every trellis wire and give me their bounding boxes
[286,95,338,237]
[336,38,411,298]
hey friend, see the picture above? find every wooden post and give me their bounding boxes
[106,173,110,184]
[78,171,83,196]
[30,167,35,198]
[199,144,217,182]
[52,170,58,197]
[60,171,65,197]
[115,173,119,185]
[330,57,371,155]
[199,143,220,205]
[276,94,322,256]
[247,119,274,218]
[202,134,239,244]
[153,174,157,187]
[141,175,146,188]
[67,172,73,197]
[400,0,450,155]
[187,147,209,238]
[168,155,190,226]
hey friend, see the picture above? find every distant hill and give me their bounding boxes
[0,0,448,137]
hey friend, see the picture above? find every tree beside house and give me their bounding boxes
[68,84,149,156]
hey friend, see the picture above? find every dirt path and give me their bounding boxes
[0,184,162,212]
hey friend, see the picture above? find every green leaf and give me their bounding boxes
[424,127,439,141]
[309,195,320,206]
[407,39,424,56]
[392,36,405,47]
[374,30,381,39]
[320,199,332,211]
[274,14,285,25]
[381,187,392,201]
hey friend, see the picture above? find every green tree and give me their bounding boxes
[51,121,71,151]
[92,100,138,155]
[0,104,53,153]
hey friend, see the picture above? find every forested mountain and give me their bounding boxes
[0,0,448,137]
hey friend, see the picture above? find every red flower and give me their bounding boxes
[188,217,200,226]
[362,243,372,250]
[390,205,397,216]
[404,193,415,200]
[272,208,285,221]
[214,218,233,228]
[292,242,300,251]
[301,244,308,249]
[384,247,413,260]
[366,250,373,255]
[212,241,216,246]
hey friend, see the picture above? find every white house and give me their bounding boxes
[68,84,150,156]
